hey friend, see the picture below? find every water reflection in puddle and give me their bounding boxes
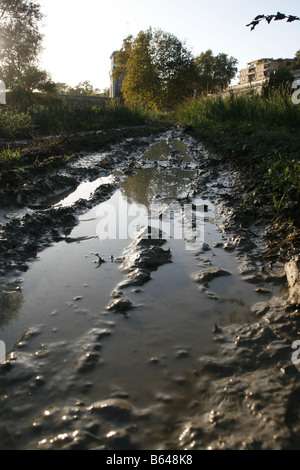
[54,175,114,208]
[1,167,260,389]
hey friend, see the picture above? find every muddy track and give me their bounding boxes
[0,128,164,277]
[0,127,299,450]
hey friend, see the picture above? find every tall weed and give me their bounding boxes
[177,92,300,129]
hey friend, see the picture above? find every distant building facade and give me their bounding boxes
[239,58,294,85]
[110,52,124,99]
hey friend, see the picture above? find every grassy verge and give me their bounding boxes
[0,99,164,140]
[176,92,300,239]
[0,124,167,191]
[0,98,169,191]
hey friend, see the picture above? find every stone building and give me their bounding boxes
[110,52,124,99]
[239,58,294,85]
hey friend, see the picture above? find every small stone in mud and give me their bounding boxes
[156,393,174,403]
[110,389,130,399]
[88,398,133,419]
[76,350,101,373]
[242,273,264,284]
[255,287,272,294]
[111,289,124,298]
[106,297,134,314]
[223,241,235,251]
[200,242,211,252]
[90,328,112,340]
[105,428,133,448]
[192,267,231,286]
[149,356,160,364]
[118,268,151,287]
[175,349,190,359]
[213,242,223,248]
[251,301,270,317]
[34,375,45,386]
[205,290,219,300]
[74,296,82,301]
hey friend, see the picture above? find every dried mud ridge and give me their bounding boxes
[107,229,172,316]
[0,127,300,450]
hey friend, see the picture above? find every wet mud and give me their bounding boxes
[0,127,299,450]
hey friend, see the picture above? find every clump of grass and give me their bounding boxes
[249,153,300,222]
[0,98,161,140]
[0,108,34,139]
[176,91,300,230]
[29,100,155,135]
[177,91,300,130]
[0,146,22,170]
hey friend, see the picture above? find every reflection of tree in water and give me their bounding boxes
[143,140,172,162]
[0,288,23,330]
[118,168,195,208]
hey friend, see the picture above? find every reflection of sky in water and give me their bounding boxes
[55,175,114,207]
[0,133,287,449]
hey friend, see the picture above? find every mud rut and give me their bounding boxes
[0,128,299,450]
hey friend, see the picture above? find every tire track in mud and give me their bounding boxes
[0,127,299,450]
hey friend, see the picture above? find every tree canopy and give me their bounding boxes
[194,50,238,93]
[292,50,300,70]
[113,29,238,109]
[113,28,196,110]
[262,67,295,98]
[0,0,53,96]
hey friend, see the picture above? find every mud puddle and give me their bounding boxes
[0,129,294,450]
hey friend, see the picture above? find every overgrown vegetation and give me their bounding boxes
[0,108,166,191]
[177,90,300,234]
[0,98,159,140]
[113,28,238,110]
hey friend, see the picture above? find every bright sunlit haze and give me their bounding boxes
[38,0,300,92]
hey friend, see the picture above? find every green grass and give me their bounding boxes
[176,92,300,129]
[176,92,300,232]
[0,100,167,191]
[29,100,153,135]
[0,99,160,140]
[0,108,33,139]
[0,146,21,170]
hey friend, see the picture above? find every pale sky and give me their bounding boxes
[38,0,300,92]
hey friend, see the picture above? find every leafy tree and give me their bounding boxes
[53,80,101,96]
[0,0,51,97]
[247,12,300,30]
[102,87,110,97]
[72,81,101,96]
[292,50,300,70]
[113,28,196,110]
[113,35,133,82]
[194,50,238,93]
[67,80,97,96]
[53,82,70,95]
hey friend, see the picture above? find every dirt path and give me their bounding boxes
[0,127,299,450]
